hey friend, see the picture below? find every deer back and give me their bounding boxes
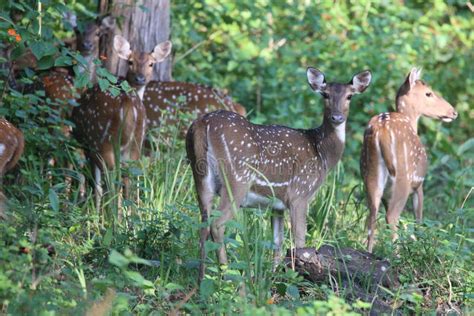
[143,81,246,129]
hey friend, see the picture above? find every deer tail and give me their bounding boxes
[378,130,397,177]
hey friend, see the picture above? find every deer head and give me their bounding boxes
[307,68,372,126]
[64,13,115,57]
[113,35,172,89]
[396,67,457,123]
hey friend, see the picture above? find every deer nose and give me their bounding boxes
[135,74,146,84]
[331,114,345,125]
[452,110,458,119]
[82,41,93,51]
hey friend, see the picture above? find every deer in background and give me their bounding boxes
[0,119,24,218]
[143,82,246,129]
[361,68,458,253]
[186,68,372,280]
[41,14,115,106]
[71,35,172,212]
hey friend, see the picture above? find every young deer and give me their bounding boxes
[186,68,372,279]
[0,119,24,218]
[143,82,246,132]
[71,35,172,211]
[361,68,458,253]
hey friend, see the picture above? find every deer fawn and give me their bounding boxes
[186,68,372,279]
[143,82,246,133]
[0,119,24,218]
[361,68,458,253]
[71,35,171,211]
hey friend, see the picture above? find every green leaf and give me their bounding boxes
[36,55,55,70]
[108,249,129,268]
[75,72,89,89]
[124,270,154,288]
[286,285,300,299]
[199,278,214,300]
[98,78,110,91]
[54,55,73,67]
[205,240,221,253]
[48,189,59,212]
[30,41,57,60]
[103,227,113,247]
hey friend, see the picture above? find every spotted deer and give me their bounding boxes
[71,35,171,211]
[41,14,116,105]
[0,119,24,218]
[361,68,458,253]
[143,82,246,133]
[186,68,372,279]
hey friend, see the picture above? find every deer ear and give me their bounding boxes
[350,70,372,93]
[100,15,115,32]
[307,67,326,92]
[114,35,132,60]
[151,41,172,63]
[408,67,422,89]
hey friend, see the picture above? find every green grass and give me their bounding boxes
[0,115,472,314]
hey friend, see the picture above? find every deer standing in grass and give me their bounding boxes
[0,119,24,218]
[186,68,372,279]
[361,68,458,253]
[71,35,172,211]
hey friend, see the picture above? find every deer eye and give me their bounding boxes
[347,95,352,100]
[320,92,329,99]
[149,63,154,67]
[128,60,133,65]
[426,92,433,97]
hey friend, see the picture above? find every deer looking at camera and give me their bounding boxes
[0,119,24,218]
[71,35,172,211]
[361,68,458,253]
[186,68,372,280]
[41,14,115,106]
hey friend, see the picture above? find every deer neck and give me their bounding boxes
[136,85,146,100]
[396,96,419,133]
[310,118,346,171]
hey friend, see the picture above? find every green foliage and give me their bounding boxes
[0,0,472,315]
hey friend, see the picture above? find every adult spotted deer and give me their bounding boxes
[361,68,457,253]
[186,68,372,279]
[71,35,171,211]
[0,119,24,218]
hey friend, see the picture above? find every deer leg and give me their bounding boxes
[386,180,411,243]
[212,184,247,265]
[413,184,424,224]
[366,182,384,253]
[195,177,215,281]
[289,200,308,249]
[272,209,285,266]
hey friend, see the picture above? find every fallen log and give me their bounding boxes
[285,246,400,315]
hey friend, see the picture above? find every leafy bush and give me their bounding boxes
[0,0,472,315]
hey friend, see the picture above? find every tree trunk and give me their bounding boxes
[98,0,172,81]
